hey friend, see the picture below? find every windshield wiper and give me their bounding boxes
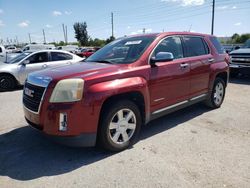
[89,60,113,64]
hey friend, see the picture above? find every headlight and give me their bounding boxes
[50,79,84,103]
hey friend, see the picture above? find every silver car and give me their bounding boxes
[0,50,83,91]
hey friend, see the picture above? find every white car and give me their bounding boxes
[0,50,83,91]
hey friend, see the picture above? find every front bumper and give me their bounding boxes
[23,101,100,147]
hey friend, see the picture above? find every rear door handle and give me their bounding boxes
[180,63,189,69]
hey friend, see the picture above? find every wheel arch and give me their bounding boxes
[215,71,228,87]
[98,91,146,127]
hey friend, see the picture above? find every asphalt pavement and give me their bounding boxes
[0,78,249,188]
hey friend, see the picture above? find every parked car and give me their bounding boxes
[22,44,55,52]
[23,32,229,151]
[229,39,250,77]
[56,45,78,53]
[76,47,100,58]
[0,45,6,58]
[222,44,241,53]
[0,50,83,91]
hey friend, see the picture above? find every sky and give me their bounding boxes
[0,0,249,44]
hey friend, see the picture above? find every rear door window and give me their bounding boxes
[51,52,73,61]
[183,36,209,57]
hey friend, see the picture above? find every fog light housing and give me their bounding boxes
[59,113,67,131]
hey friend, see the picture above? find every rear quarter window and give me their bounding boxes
[51,52,73,61]
[183,36,209,57]
[210,37,225,54]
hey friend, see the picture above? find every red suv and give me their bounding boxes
[23,32,229,151]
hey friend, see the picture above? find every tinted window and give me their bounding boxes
[210,37,225,54]
[51,52,73,61]
[0,47,2,53]
[183,37,209,57]
[27,52,49,63]
[153,36,183,59]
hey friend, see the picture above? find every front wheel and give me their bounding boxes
[205,77,226,109]
[98,100,142,152]
[0,74,16,91]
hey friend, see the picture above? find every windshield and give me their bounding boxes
[7,52,30,64]
[86,36,156,64]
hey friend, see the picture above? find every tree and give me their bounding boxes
[236,33,250,43]
[73,22,89,46]
[232,33,239,40]
[106,36,115,44]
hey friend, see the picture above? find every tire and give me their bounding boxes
[0,74,16,91]
[98,100,142,152]
[205,77,226,109]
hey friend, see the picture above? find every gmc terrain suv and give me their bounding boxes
[23,32,229,151]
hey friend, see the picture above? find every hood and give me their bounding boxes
[29,61,125,82]
[230,48,250,55]
[0,62,17,71]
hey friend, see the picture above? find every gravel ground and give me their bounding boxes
[0,78,249,188]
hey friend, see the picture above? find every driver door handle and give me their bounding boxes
[42,64,48,68]
[180,63,189,69]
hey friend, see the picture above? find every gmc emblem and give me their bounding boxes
[24,87,34,97]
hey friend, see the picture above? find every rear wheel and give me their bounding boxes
[0,74,16,91]
[98,100,141,152]
[205,77,226,108]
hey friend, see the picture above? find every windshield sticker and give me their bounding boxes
[125,40,142,45]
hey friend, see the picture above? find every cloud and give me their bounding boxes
[127,26,131,29]
[161,0,205,6]
[45,24,53,28]
[217,6,228,10]
[52,10,62,16]
[232,6,237,9]
[64,11,72,15]
[234,22,241,26]
[0,9,3,14]
[0,20,5,27]
[18,20,30,27]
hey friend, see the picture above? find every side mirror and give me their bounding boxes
[22,60,30,65]
[150,52,174,65]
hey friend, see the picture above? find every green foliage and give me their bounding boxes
[88,38,106,47]
[73,22,89,46]
[106,36,115,44]
[231,33,250,44]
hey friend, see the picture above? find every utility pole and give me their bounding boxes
[42,29,46,44]
[15,36,19,45]
[111,12,114,38]
[62,23,66,43]
[28,33,31,43]
[65,25,68,44]
[211,0,215,35]
[143,28,146,34]
[188,24,192,32]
